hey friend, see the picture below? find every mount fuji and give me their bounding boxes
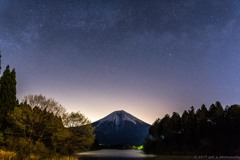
[92,110,150,146]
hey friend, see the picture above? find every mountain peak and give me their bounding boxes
[95,110,147,127]
[112,110,126,114]
[111,110,130,118]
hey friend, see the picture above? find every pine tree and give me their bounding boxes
[0,65,17,130]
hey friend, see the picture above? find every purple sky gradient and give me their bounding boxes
[1,0,240,123]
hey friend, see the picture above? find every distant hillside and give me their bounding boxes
[92,110,150,146]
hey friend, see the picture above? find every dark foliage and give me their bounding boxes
[144,102,240,155]
[0,65,95,159]
[0,65,17,131]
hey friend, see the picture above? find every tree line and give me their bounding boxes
[0,65,95,159]
[144,101,240,155]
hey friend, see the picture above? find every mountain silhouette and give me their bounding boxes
[92,110,150,146]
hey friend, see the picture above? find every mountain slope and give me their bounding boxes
[92,110,150,146]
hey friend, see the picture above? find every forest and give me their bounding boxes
[144,102,240,155]
[0,65,95,159]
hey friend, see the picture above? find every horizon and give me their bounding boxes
[1,1,240,124]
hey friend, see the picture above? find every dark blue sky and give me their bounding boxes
[1,0,240,123]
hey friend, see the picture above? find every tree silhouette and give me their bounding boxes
[144,102,240,155]
[0,65,17,130]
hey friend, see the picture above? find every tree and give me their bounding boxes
[171,112,181,133]
[170,112,181,150]
[183,106,196,150]
[148,118,161,141]
[144,103,240,155]
[209,102,224,124]
[62,111,90,128]
[143,119,161,154]
[21,95,95,155]
[68,124,95,152]
[6,103,66,159]
[22,94,66,117]
[195,105,211,152]
[61,111,95,153]
[0,65,17,130]
[225,104,240,153]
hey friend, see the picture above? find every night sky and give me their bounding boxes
[1,0,240,124]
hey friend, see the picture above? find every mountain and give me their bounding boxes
[92,110,150,146]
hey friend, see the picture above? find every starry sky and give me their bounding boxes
[1,0,240,124]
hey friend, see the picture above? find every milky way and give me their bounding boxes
[1,0,240,123]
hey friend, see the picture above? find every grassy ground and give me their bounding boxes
[0,149,16,159]
[0,149,79,160]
